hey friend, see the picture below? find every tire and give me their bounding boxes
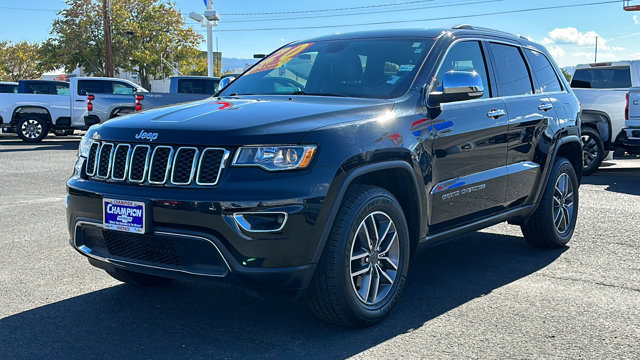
[17,116,49,143]
[521,157,579,248]
[307,185,410,327]
[581,127,604,176]
[105,268,174,287]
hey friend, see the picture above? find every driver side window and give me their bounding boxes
[434,41,491,99]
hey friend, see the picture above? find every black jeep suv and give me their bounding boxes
[67,26,582,327]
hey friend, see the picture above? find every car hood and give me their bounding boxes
[88,96,394,146]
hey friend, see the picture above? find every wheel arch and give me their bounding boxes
[581,110,612,146]
[311,161,426,264]
[532,135,582,207]
[11,106,53,127]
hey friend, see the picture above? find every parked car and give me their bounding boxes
[0,82,18,94]
[67,26,582,327]
[570,61,640,174]
[85,76,218,126]
[135,76,220,111]
[625,87,640,149]
[0,77,143,142]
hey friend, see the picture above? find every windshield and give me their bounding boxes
[221,38,434,99]
[571,67,631,89]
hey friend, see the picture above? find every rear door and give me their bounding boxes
[486,42,556,207]
[428,40,509,229]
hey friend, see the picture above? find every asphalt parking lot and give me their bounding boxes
[0,133,638,359]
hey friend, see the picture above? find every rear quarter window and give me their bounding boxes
[571,67,631,89]
[525,49,563,93]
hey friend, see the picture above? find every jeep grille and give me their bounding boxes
[85,141,228,186]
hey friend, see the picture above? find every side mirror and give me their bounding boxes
[429,71,484,105]
[217,76,236,92]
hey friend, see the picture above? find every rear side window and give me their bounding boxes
[0,84,17,93]
[434,41,491,99]
[77,80,106,95]
[526,49,563,93]
[177,79,218,95]
[111,82,135,95]
[571,67,631,89]
[489,43,533,97]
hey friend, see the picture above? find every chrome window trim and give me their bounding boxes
[96,142,114,179]
[195,148,230,186]
[127,145,151,183]
[86,141,100,176]
[170,147,199,185]
[110,143,131,181]
[73,220,231,277]
[148,145,174,185]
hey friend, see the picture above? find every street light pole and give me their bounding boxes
[206,0,214,77]
[103,0,114,77]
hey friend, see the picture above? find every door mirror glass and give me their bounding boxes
[430,70,484,104]
[217,76,235,92]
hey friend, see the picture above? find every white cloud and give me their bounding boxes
[634,15,639,25]
[547,45,565,59]
[546,27,624,51]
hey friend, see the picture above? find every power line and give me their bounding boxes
[218,0,503,24]
[204,0,620,32]
[218,0,439,16]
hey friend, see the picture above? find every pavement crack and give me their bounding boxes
[537,273,640,293]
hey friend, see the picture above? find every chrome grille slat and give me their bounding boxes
[96,143,114,178]
[171,147,199,185]
[87,142,227,186]
[128,145,151,183]
[149,146,174,184]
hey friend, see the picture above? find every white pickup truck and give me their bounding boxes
[570,61,640,174]
[0,77,144,142]
[627,87,640,146]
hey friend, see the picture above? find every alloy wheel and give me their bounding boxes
[581,134,599,169]
[349,211,400,306]
[21,119,43,139]
[553,173,575,235]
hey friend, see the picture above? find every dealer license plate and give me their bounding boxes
[103,199,146,234]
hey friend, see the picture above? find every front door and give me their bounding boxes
[428,40,509,230]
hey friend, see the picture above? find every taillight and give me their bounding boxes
[625,92,629,121]
[135,94,144,111]
[87,94,94,112]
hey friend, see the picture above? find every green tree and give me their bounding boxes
[561,68,572,83]
[47,0,203,88]
[0,41,53,81]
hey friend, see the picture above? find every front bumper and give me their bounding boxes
[67,159,338,297]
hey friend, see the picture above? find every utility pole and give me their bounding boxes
[206,0,214,77]
[102,0,114,77]
[594,36,598,63]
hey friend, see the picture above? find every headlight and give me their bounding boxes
[78,135,91,158]
[232,145,316,171]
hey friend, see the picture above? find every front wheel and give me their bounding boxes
[521,157,579,248]
[17,116,49,143]
[307,185,410,327]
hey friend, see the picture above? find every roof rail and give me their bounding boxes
[451,24,523,39]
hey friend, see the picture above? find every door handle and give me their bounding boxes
[538,103,553,111]
[487,109,506,119]
[75,99,85,102]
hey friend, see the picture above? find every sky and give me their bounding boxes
[1,0,640,67]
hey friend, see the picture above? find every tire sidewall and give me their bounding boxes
[547,160,579,245]
[339,191,410,323]
[17,116,49,143]
[581,128,604,175]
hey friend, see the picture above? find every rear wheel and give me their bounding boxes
[17,116,49,143]
[581,127,604,176]
[521,157,579,248]
[307,185,410,327]
[105,268,173,287]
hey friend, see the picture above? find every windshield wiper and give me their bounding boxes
[290,91,348,97]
